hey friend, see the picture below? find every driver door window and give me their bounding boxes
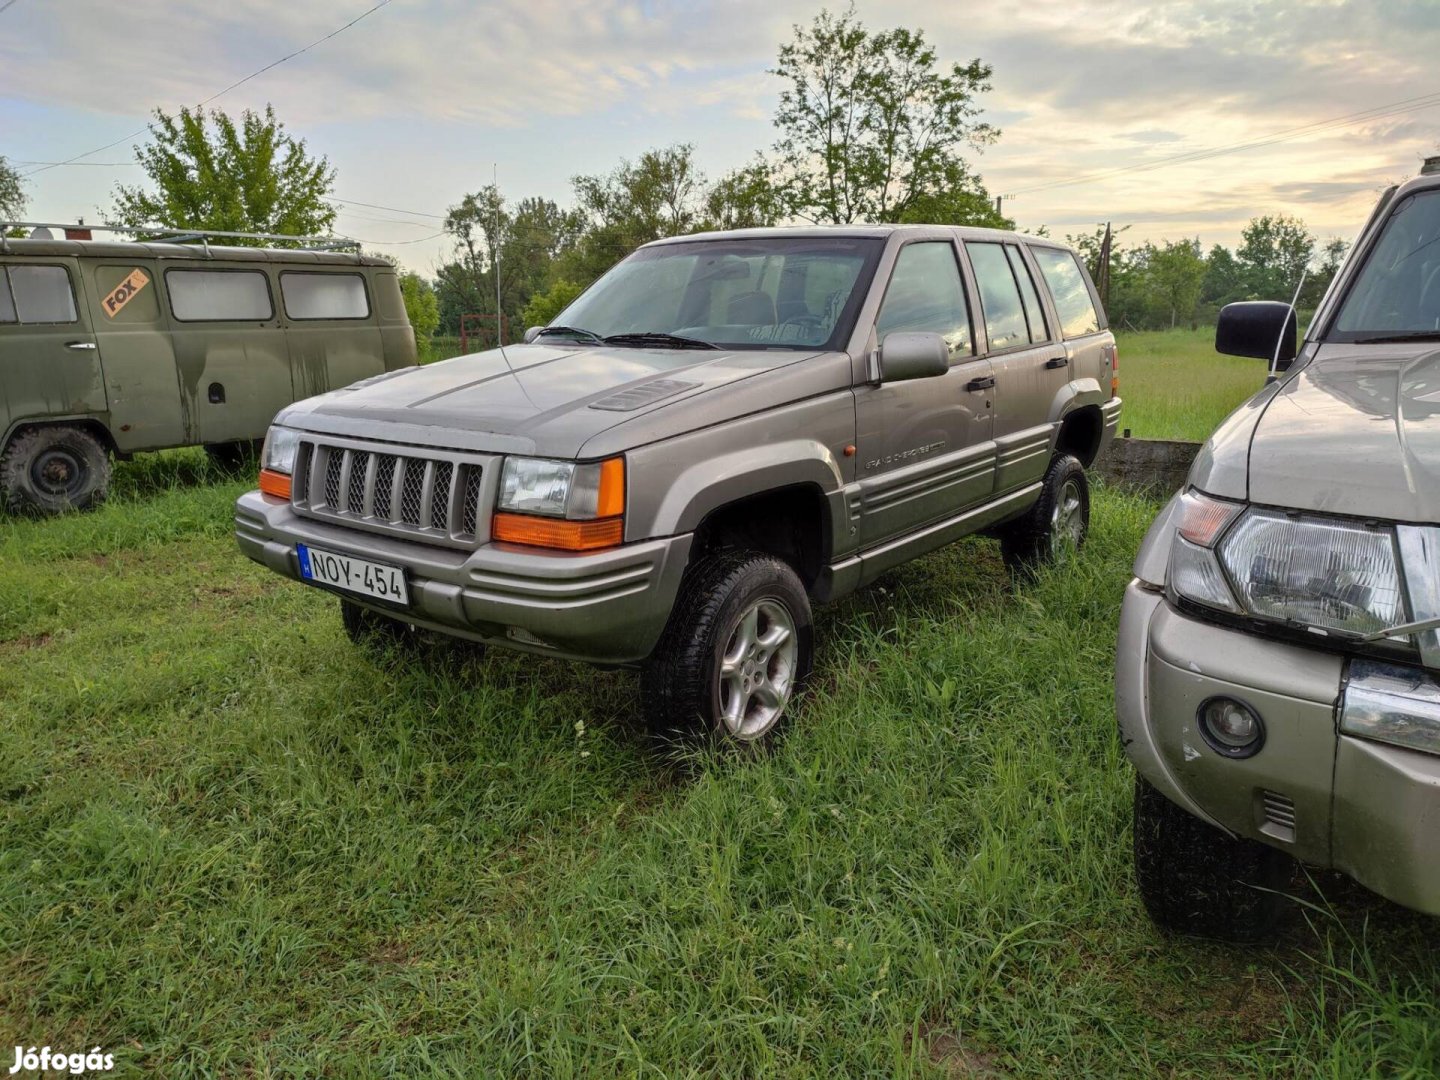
[875,242,973,359]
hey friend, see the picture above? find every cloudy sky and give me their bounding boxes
[2,0,1436,273]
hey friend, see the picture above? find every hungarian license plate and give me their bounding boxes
[297,543,409,605]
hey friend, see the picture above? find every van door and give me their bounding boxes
[162,265,293,445]
[278,270,385,398]
[963,241,1070,494]
[853,240,994,548]
[0,257,107,440]
[87,260,187,451]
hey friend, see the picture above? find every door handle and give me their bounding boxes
[966,375,996,391]
[1044,356,1068,369]
[65,341,98,351]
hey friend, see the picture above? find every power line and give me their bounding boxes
[326,195,446,220]
[21,0,394,178]
[1009,89,1440,197]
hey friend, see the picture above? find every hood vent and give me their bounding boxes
[590,379,699,412]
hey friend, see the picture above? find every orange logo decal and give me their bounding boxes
[101,268,150,318]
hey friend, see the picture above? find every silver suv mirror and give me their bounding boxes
[879,332,948,383]
[523,326,544,344]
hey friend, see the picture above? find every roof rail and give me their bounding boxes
[0,221,361,254]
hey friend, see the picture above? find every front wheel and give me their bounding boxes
[1133,776,1292,942]
[999,453,1089,573]
[642,551,813,750]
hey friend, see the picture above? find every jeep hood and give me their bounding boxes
[278,342,834,458]
[1199,344,1440,523]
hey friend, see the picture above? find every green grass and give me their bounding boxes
[1113,327,1270,442]
[4,463,1440,1076]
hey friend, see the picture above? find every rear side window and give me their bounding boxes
[876,242,973,358]
[166,269,274,322]
[1007,246,1050,343]
[281,272,370,320]
[1031,248,1101,338]
[965,242,1030,351]
[1,265,78,324]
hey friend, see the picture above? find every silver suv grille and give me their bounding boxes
[292,437,493,549]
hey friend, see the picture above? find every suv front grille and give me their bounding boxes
[292,438,492,548]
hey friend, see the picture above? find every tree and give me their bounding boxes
[769,5,999,224]
[1302,237,1350,309]
[0,155,25,221]
[1200,244,1245,308]
[111,105,336,240]
[521,280,585,329]
[1236,214,1314,300]
[703,162,784,231]
[1145,238,1207,329]
[899,187,1011,229]
[399,272,439,347]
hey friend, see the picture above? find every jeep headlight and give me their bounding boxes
[261,425,302,475]
[494,456,625,551]
[1166,490,1408,638]
[1219,509,1405,636]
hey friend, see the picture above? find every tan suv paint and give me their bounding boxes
[236,225,1120,747]
[0,238,416,514]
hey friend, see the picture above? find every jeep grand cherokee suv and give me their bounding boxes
[237,226,1120,745]
[1119,160,1440,937]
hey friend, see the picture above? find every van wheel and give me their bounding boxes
[1133,776,1291,942]
[0,425,112,516]
[999,453,1089,573]
[642,551,812,751]
[340,598,418,652]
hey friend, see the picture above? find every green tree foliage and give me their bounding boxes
[0,155,25,221]
[399,272,439,343]
[769,5,999,224]
[1236,213,1314,300]
[111,105,337,241]
[521,280,585,330]
[703,162,784,232]
[1145,239,1208,329]
[1200,244,1245,308]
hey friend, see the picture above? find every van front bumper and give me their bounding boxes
[1117,580,1440,916]
[235,490,692,665]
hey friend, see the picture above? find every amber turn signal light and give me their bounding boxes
[493,513,623,551]
[258,468,292,500]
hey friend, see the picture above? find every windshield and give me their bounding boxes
[1332,189,1440,340]
[553,236,884,350]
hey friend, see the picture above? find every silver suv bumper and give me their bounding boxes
[235,490,692,665]
[1117,579,1440,916]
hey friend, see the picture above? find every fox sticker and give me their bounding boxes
[101,268,150,317]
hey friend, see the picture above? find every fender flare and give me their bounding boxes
[3,413,117,454]
[1047,377,1106,427]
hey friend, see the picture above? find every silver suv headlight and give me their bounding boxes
[261,425,302,475]
[1167,490,1408,639]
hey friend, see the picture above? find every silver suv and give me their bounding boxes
[1119,161,1440,938]
[237,226,1120,745]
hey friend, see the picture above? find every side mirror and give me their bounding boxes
[1216,302,1297,366]
[523,326,544,344]
[878,332,949,383]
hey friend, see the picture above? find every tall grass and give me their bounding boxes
[3,478,1438,1075]
[1115,327,1268,442]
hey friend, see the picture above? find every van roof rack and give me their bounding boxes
[0,221,361,254]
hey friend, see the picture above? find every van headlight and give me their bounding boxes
[494,456,625,551]
[1166,490,1408,638]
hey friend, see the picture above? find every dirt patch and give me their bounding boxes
[914,1022,1004,1078]
[1,631,53,652]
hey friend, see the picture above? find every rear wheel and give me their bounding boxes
[0,425,112,516]
[642,551,813,750]
[1133,776,1292,942]
[999,453,1089,573]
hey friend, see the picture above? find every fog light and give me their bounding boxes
[1198,696,1264,757]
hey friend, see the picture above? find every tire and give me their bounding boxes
[999,453,1089,573]
[0,425,112,516]
[340,598,418,652]
[642,550,813,750]
[1132,776,1292,943]
[204,440,261,473]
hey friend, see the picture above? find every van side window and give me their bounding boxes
[166,269,274,322]
[1031,247,1101,337]
[3,265,78,324]
[876,242,973,359]
[0,271,14,323]
[1006,245,1050,343]
[281,273,370,320]
[965,242,1029,351]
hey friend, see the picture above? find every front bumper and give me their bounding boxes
[1117,580,1440,915]
[235,490,692,665]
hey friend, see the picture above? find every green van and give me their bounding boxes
[0,230,416,514]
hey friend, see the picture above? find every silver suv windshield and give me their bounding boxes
[553,236,884,351]
[1332,189,1440,342]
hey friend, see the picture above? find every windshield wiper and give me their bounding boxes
[535,325,606,344]
[603,331,718,350]
[1351,331,1440,344]
[1360,616,1440,643]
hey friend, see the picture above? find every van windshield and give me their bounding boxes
[1332,189,1440,341]
[552,237,884,350]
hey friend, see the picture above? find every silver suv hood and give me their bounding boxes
[276,342,833,458]
[1204,344,1440,523]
